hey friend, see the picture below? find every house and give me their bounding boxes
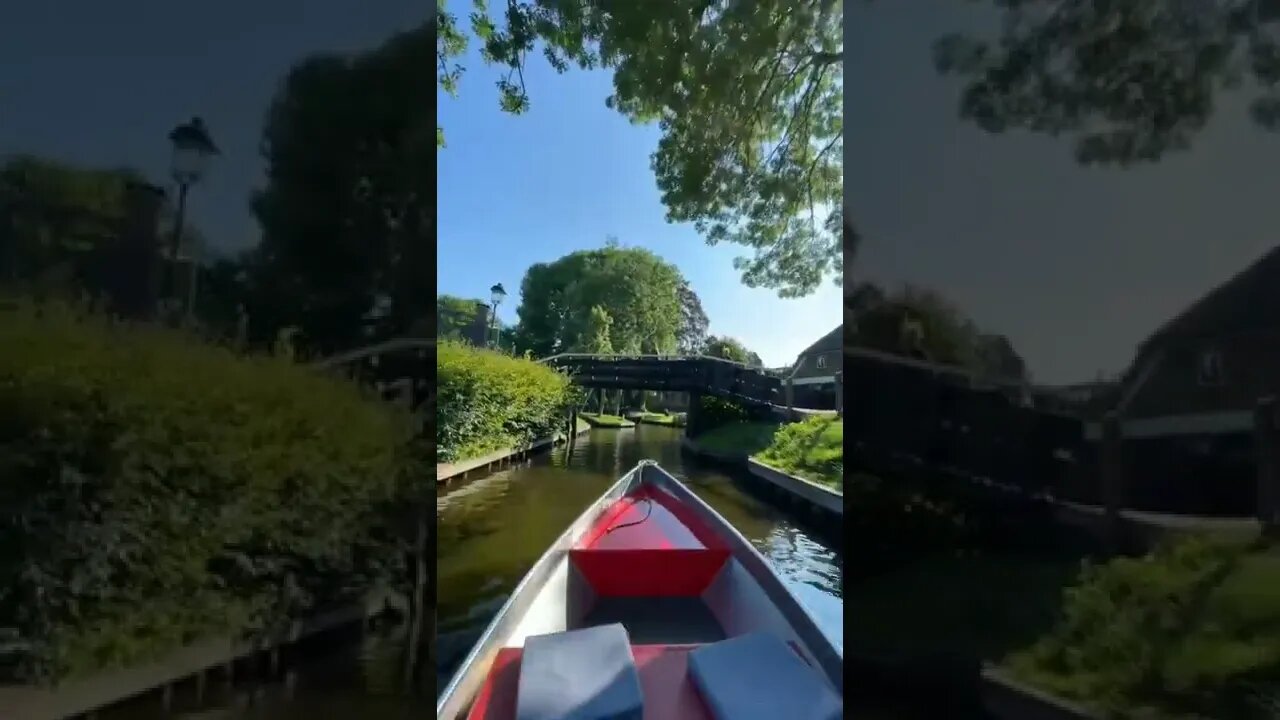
[1097,244,1280,439]
[787,325,842,409]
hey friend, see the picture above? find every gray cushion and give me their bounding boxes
[516,623,643,720]
[688,633,842,720]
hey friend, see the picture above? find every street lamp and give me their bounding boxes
[489,283,507,349]
[166,116,219,323]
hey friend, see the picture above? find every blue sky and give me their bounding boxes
[437,43,843,368]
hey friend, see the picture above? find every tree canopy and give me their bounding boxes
[848,282,1029,382]
[703,335,763,366]
[1,156,143,281]
[437,0,843,298]
[675,277,709,354]
[437,294,485,340]
[248,23,434,355]
[513,245,685,357]
[935,1,1280,165]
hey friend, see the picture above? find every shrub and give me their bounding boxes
[436,340,574,462]
[1006,535,1280,718]
[0,299,418,681]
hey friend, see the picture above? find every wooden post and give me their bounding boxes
[195,670,207,702]
[785,377,795,413]
[1254,396,1279,536]
[403,501,429,687]
[1100,412,1125,550]
[834,372,843,418]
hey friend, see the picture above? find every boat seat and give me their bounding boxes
[516,623,644,720]
[688,632,842,720]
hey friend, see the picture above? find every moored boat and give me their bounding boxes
[437,460,843,720]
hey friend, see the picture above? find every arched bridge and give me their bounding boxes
[539,353,785,408]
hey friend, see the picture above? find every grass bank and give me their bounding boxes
[0,299,420,682]
[754,416,842,490]
[694,416,843,490]
[635,411,685,427]
[437,340,574,462]
[842,524,1280,719]
[580,412,636,428]
[1004,535,1280,719]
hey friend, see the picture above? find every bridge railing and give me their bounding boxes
[542,353,785,407]
[314,338,434,415]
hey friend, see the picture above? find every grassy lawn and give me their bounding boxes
[1003,536,1280,719]
[579,412,635,428]
[754,416,843,490]
[693,416,843,490]
[844,534,1280,719]
[635,411,686,427]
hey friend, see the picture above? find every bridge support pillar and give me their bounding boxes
[1100,413,1126,551]
[1255,396,1279,536]
[834,372,843,418]
[686,392,704,438]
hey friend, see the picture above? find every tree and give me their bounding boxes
[513,245,684,357]
[976,333,1029,383]
[849,284,981,368]
[848,282,1032,380]
[0,156,142,283]
[703,335,763,366]
[437,294,484,340]
[249,23,433,355]
[675,277,709,354]
[934,1,1280,165]
[580,304,615,354]
[438,0,843,297]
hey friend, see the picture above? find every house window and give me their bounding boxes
[817,355,827,369]
[1197,348,1223,386]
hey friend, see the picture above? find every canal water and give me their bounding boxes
[435,423,845,684]
[99,424,850,719]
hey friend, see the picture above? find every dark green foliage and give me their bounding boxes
[436,340,575,462]
[513,246,684,357]
[848,282,1029,381]
[696,395,755,429]
[702,335,762,366]
[249,23,434,355]
[1008,536,1280,718]
[438,294,485,341]
[935,2,1280,165]
[0,300,418,681]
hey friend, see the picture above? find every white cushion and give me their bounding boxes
[688,633,842,720]
[516,623,643,720]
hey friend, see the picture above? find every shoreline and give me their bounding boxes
[436,420,591,483]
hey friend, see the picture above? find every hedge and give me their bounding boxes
[436,341,574,463]
[0,299,420,681]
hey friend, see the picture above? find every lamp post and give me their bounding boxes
[166,116,220,323]
[489,283,507,349]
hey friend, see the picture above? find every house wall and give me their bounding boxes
[1126,329,1280,419]
[793,347,843,380]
